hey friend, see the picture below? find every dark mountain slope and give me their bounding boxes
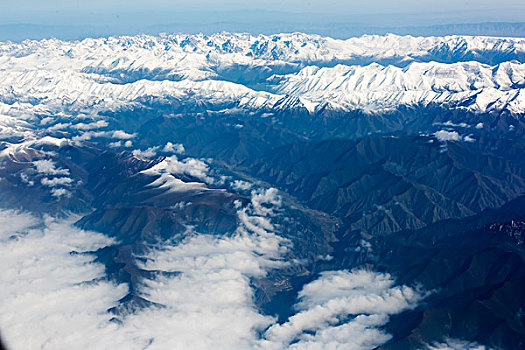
[241,135,525,237]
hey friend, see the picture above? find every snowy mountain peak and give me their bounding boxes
[0,32,523,148]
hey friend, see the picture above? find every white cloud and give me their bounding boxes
[262,269,423,349]
[51,188,71,198]
[124,188,287,349]
[20,172,34,186]
[0,191,422,350]
[0,211,127,350]
[132,146,160,159]
[434,130,475,143]
[133,236,279,348]
[40,117,54,125]
[287,314,392,350]
[41,177,74,187]
[141,155,214,184]
[112,130,136,140]
[0,189,289,350]
[109,141,122,148]
[434,130,461,142]
[249,187,282,217]
[163,142,185,154]
[72,130,110,142]
[427,338,490,350]
[33,136,71,148]
[33,159,70,176]
[71,120,109,130]
[72,130,135,142]
[0,210,38,235]
[232,180,253,191]
[47,122,72,130]
[442,121,469,128]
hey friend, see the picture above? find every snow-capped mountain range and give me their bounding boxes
[1,32,525,350]
[0,32,524,120]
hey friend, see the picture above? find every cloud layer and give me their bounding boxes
[0,211,128,350]
[262,269,422,349]
[0,190,423,350]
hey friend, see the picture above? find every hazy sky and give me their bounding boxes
[1,0,524,40]
[2,0,525,23]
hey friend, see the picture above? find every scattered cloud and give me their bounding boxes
[33,159,70,176]
[132,146,160,159]
[40,117,54,125]
[142,155,214,184]
[72,130,136,142]
[72,130,109,142]
[144,172,210,193]
[262,269,423,349]
[163,142,185,154]
[41,176,74,187]
[109,141,122,148]
[51,188,71,198]
[442,121,469,128]
[249,187,282,217]
[434,130,461,141]
[71,120,109,130]
[20,172,34,186]
[112,130,136,140]
[434,130,475,143]
[231,179,252,191]
[33,136,71,148]
[47,122,72,131]
[427,338,491,350]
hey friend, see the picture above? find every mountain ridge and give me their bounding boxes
[1,32,524,120]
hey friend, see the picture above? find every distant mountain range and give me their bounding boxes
[1,32,524,117]
[1,20,525,42]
